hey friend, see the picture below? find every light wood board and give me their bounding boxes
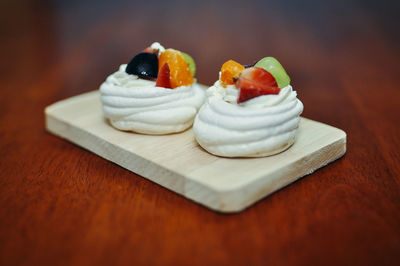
[45,88,346,213]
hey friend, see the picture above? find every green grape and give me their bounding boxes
[180,52,196,76]
[255,57,290,88]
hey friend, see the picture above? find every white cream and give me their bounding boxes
[193,80,303,157]
[150,42,165,56]
[100,64,205,135]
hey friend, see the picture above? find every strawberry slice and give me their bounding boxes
[236,67,280,103]
[156,63,172,89]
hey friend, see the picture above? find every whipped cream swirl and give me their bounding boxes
[100,64,205,134]
[193,80,304,157]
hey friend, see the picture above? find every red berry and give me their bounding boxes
[236,67,280,103]
[143,47,158,54]
[156,63,172,89]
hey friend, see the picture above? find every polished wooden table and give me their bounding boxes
[1,0,399,265]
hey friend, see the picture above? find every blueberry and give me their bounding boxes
[125,52,158,78]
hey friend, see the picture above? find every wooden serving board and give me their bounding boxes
[45,88,346,213]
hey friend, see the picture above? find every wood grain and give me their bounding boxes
[1,0,400,265]
[45,90,346,212]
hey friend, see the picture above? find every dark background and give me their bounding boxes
[1,0,400,265]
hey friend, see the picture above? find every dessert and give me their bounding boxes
[100,42,205,135]
[193,57,303,157]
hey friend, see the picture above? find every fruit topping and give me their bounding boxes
[156,63,172,88]
[158,49,194,88]
[220,60,245,87]
[143,47,158,54]
[126,52,158,78]
[143,42,165,55]
[254,57,290,88]
[236,67,280,103]
[181,52,196,76]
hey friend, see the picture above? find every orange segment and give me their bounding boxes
[220,60,245,87]
[158,49,194,88]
